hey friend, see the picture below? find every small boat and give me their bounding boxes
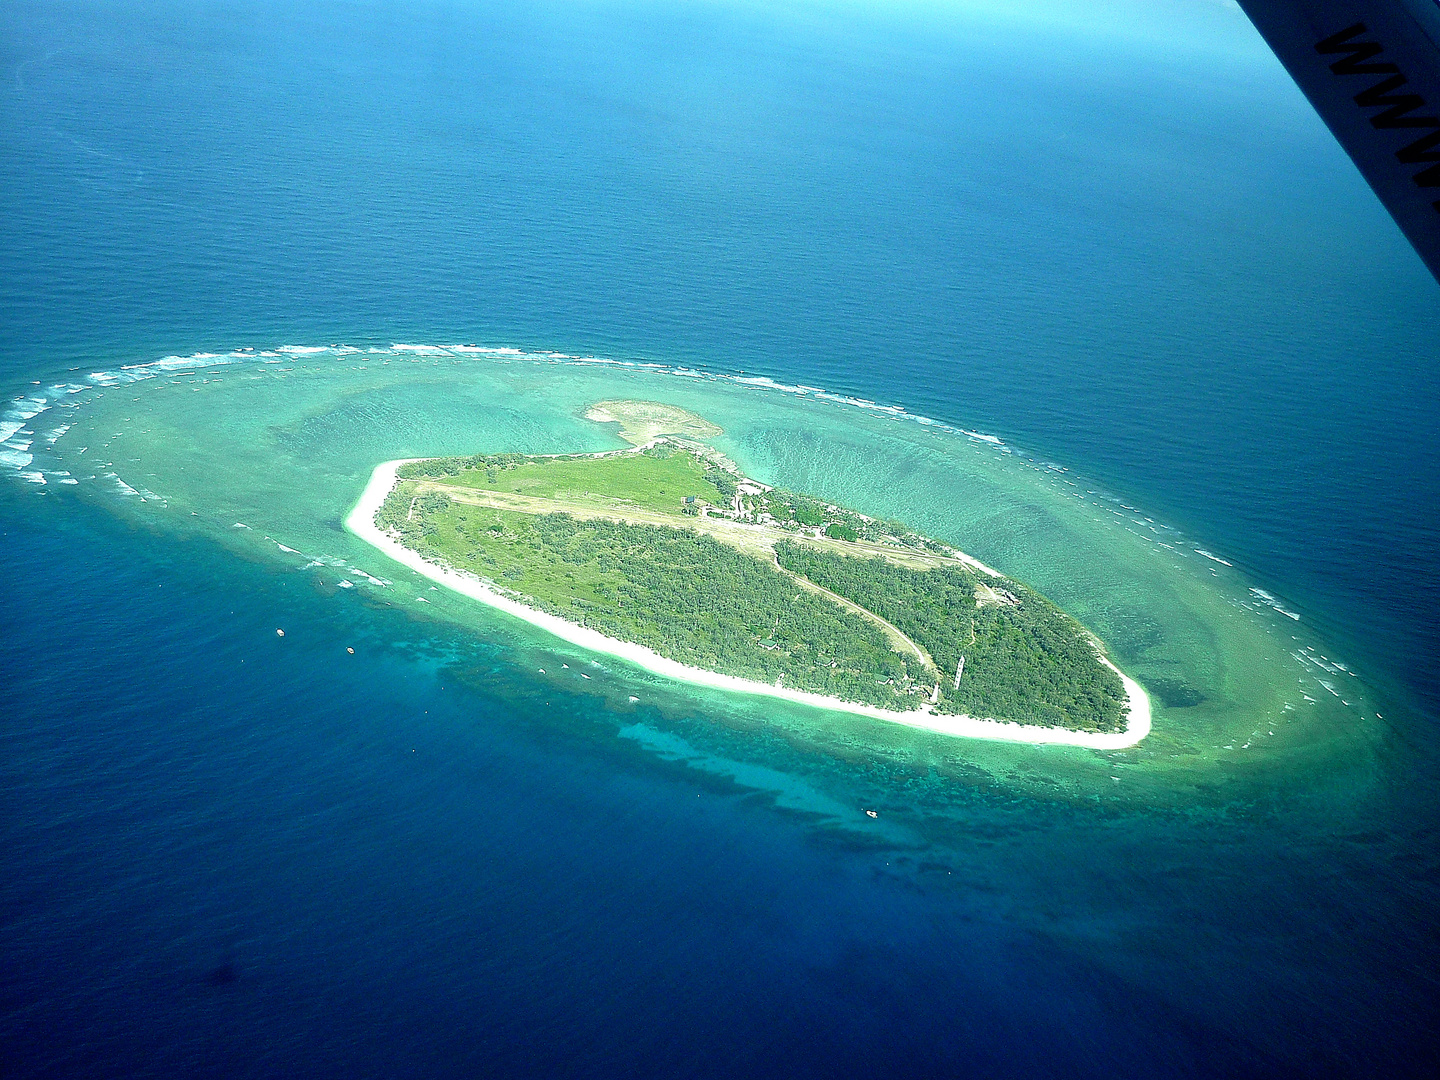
[865,810,878,819]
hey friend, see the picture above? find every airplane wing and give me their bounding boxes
[1235,0,1440,281]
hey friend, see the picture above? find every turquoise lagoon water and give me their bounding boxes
[20,345,1384,794]
[3,1,1438,1076]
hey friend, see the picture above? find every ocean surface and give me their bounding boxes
[2,2,1438,1077]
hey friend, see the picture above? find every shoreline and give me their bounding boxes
[346,459,1151,749]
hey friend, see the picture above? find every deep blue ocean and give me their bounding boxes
[3,1,1438,1077]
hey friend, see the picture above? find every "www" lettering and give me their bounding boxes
[1316,23,1440,211]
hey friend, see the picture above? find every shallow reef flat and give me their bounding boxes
[12,344,1388,803]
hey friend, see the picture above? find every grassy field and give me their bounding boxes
[424,450,717,513]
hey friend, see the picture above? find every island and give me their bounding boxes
[346,401,1150,748]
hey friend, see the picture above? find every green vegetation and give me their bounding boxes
[379,439,1130,730]
[705,467,737,499]
[774,543,1127,731]
[382,490,925,709]
[374,489,454,548]
[792,502,826,526]
[399,447,715,513]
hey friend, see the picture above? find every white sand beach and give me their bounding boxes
[346,460,1151,749]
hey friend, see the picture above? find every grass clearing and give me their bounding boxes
[438,449,716,513]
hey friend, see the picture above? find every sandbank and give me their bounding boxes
[346,460,1151,749]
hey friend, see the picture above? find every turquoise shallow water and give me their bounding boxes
[3,1,1438,1076]
[20,344,1384,794]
